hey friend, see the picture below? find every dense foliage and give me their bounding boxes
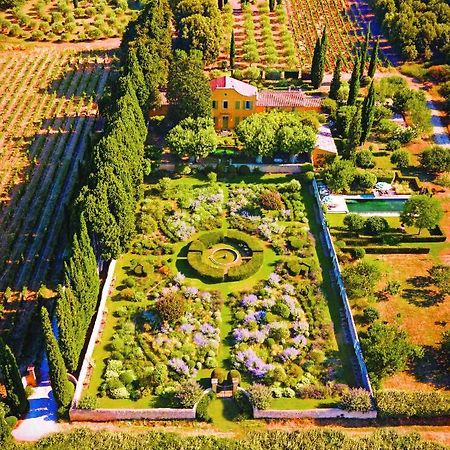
[77,0,172,260]
[361,322,420,387]
[370,0,450,62]
[40,308,73,411]
[56,216,100,372]
[236,111,318,158]
[0,338,28,416]
[400,195,444,233]
[7,428,447,449]
[339,387,372,412]
[376,390,450,418]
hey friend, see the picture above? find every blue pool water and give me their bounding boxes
[346,198,407,214]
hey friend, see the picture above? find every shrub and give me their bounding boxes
[420,145,450,173]
[376,390,450,418]
[355,150,375,168]
[386,140,401,152]
[297,384,327,399]
[303,171,315,182]
[227,369,241,384]
[344,214,365,233]
[187,251,225,281]
[342,259,381,298]
[390,149,410,169]
[350,247,365,260]
[77,395,98,410]
[362,306,379,324]
[237,165,251,176]
[247,383,272,410]
[340,388,372,412]
[355,171,377,189]
[364,216,388,235]
[210,368,227,384]
[234,390,253,420]
[196,391,214,422]
[155,291,186,323]
[259,190,284,210]
[386,280,401,295]
[174,379,203,408]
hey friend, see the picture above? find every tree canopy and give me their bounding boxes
[166,117,218,159]
[400,195,444,233]
[420,146,450,173]
[361,322,420,386]
[236,111,318,157]
[167,49,212,123]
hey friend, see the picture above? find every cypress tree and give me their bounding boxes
[57,215,99,372]
[329,56,342,100]
[360,80,376,144]
[368,37,379,78]
[0,338,29,416]
[347,55,361,106]
[40,307,73,410]
[319,27,328,83]
[310,36,322,89]
[360,24,371,79]
[345,107,362,160]
[230,30,235,70]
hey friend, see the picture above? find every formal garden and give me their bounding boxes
[79,173,359,418]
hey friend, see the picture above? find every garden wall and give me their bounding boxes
[70,408,195,421]
[158,163,305,174]
[253,408,377,420]
[71,259,117,407]
[311,179,373,395]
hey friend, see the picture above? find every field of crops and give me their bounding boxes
[0,49,112,293]
[0,0,133,42]
[0,48,112,363]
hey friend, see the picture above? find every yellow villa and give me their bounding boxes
[151,76,337,164]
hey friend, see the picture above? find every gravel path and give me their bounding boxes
[12,354,60,442]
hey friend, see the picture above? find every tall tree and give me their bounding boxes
[56,215,100,372]
[400,195,444,234]
[368,37,379,78]
[345,107,362,159]
[347,54,361,105]
[319,27,328,84]
[359,24,371,79]
[40,307,73,410]
[230,30,235,69]
[310,36,322,89]
[329,56,342,100]
[360,80,376,144]
[167,49,212,123]
[0,338,28,416]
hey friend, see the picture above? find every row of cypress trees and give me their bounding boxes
[37,0,174,414]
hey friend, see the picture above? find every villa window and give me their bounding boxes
[244,101,252,110]
[223,100,228,109]
[235,101,240,109]
[235,117,240,126]
[212,100,217,109]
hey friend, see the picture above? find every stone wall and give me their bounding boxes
[253,408,377,420]
[70,408,195,422]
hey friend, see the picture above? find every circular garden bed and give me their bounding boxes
[186,230,264,282]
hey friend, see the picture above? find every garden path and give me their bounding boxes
[12,354,60,441]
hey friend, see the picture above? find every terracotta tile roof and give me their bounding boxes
[257,90,322,108]
[315,124,337,154]
[210,76,258,97]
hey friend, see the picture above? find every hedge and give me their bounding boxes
[226,229,263,252]
[227,252,264,281]
[186,251,225,281]
[393,171,421,191]
[199,230,225,247]
[376,390,450,418]
[189,240,205,252]
[342,246,430,254]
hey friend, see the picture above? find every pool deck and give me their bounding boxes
[324,194,411,215]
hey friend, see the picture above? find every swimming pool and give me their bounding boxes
[346,198,407,214]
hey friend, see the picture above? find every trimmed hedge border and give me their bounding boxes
[376,390,450,418]
[342,246,430,254]
[186,230,264,282]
